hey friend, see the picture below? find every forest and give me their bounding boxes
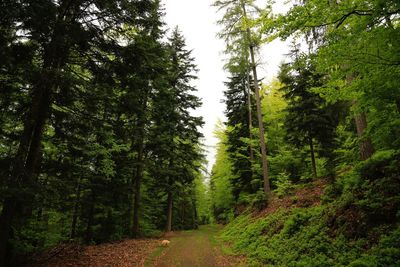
[0,0,399,266]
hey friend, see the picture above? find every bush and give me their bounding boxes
[274,172,294,198]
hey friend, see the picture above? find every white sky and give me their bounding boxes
[163,0,290,173]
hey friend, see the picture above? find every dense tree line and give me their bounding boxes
[211,0,400,227]
[0,1,208,265]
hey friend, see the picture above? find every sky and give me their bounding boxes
[163,0,290,173]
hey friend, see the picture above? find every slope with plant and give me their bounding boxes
[211,0,400,265]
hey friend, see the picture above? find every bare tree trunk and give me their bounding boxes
[181,200,185,229]
[346,75,374,161]
[240,1,271,198]
[132,92,149,238]
[166,190,173,232]
[85,193,95,243]
[70,176,82,239]
[246,70,254,162]
[132,139,144,238]
[354,111,374,160]
[192,198,198,228]
[309,137,317,179]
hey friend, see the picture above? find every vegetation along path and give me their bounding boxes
[32,225,244,267]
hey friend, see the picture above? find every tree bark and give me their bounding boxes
[131,91,149,238]
[240,1,271,198]
[246,70,254,163]
[166,190,173,232]
[192,198,198,228]
[85,193,95,243]
[70,176,82,239]
[309,137,317,179]
[181,200,185,229]
[346,74,374,161]
[132,139,145,238]
[354,111,374,160]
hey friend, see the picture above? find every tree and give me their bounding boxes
[214,0,271,199]
[210,121,235,223]
[278,54,339,178]
[0,0,173,263]
[147,28,204,232]
[223,71,257,199]
[269,0,400,159]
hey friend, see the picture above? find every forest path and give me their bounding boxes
[31,225,245,267]
[146,225,229,267]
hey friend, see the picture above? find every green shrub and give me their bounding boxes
[274,172,294,198]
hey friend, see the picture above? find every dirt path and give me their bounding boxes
[30,225,244,267]
[146,225,227,267]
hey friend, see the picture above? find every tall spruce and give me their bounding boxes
[214,0,271,199]
[0,0,164,263]
[147,28,204,232]
[223,70,256,199]
[278,54,339,178]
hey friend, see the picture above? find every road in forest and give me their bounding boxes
[146,225,224,267]
[31,224,245,267]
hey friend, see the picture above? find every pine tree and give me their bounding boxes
[214,0,271,199]
[147,28,204,232]
[223,70,256,199]
[0,0,161,263]
[278,54,339,178]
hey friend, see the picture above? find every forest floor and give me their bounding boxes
[31,225,245,267]
[146,225,245,267]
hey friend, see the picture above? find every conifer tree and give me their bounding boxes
[214,0,271,199]
[223,70,256,199]
[147,28,204,232]
[278,54,339,178]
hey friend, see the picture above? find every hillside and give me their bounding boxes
[217,152,400,266]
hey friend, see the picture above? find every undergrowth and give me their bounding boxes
[219,150,400,266]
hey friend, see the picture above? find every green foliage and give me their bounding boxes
[0,1,206,263]
[214,0,400,266]
[274,172,294,198]
[210,122,235,224]
[195,175,212,225]
[220,204,400,267]
[219,148,400,266]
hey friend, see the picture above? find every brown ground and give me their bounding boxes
[147,225,245,267]
[29,238,161,267]
[29,225,244,267]
[255,178,327,218]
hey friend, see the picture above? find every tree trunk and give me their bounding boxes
[246,70,254,162]
[85,194,95,243]
[346,74,374,161]
[309,137,317,179]
[132,91,149,238]
[70,176,82,239]
[0,16,73,262]
[241,1,271,198]
[166,190,173,232]
[0,74,53,265]
[354,111,374,160]
[0,198,17,266]
[181,200,185,229]
[192,198,198,228]
[132,140,144,237]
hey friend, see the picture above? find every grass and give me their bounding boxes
[144,244,167,267]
